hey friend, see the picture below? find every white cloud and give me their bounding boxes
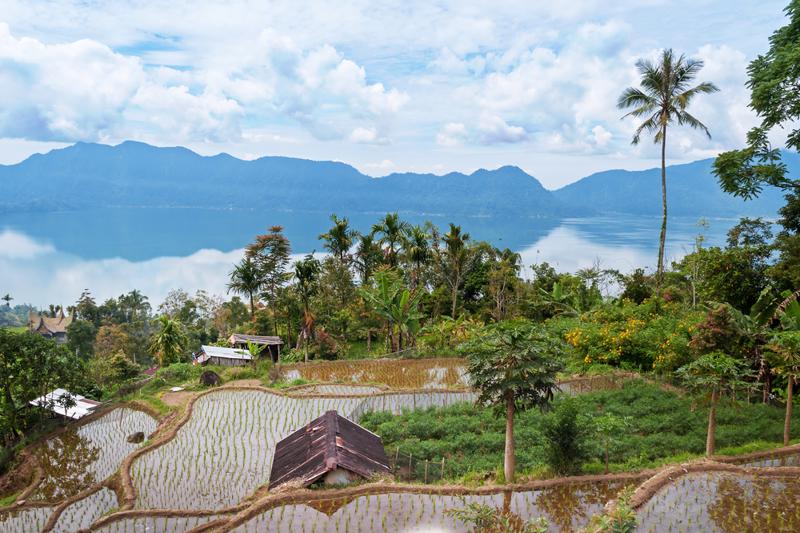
[0,23,406,145]
[436,122,468,147]
[0,229,55,259]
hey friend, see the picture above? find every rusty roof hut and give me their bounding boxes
[193,345,252,367]
[228,333,283,363]
[269,410,391,491]
[28,310,73,344]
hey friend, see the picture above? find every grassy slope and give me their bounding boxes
[360,380,800,480]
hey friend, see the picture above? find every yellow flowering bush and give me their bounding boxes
[552,300,702,371]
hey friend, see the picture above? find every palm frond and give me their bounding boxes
[675,110,712,138]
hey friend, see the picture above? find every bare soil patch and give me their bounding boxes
[161,390,196,408]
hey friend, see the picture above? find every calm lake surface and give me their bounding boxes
[1,207,740,307]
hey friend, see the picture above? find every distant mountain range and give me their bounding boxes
[0,141,796,219]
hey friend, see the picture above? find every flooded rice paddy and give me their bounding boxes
[283,358,469,389]
[0,506,52,533]
[231,479,637,533]
[5,362,800,532]
[738,451,800,468]
[30,407,157,501]
[52,487,118,532]
[131,388,475,509]
[93,514,223,532]
[635,471,800,532]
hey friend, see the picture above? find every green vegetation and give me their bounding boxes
[360,380,800,481]
[462,321,564,482]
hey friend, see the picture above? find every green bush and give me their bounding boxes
[540,399,591,475]
[155,362,202,383]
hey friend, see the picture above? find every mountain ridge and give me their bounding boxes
[0,141,794,219]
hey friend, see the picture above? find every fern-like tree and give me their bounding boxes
[227,256,262,319]
[148,315,187,367]
[441,223,471,317]
[676,351,751,456]
[404,225,432,290]
[461,321,565,482]
[618,49,718,302]
[1,294,11,308]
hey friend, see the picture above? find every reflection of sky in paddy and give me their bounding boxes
[2,214,738,307]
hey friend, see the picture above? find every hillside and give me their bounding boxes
[0,141,570,217]
[0,141,795,219]
[552,154,798,217]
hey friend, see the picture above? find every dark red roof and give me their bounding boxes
[269,410,390,490]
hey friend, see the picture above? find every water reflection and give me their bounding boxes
[2,212,738,307]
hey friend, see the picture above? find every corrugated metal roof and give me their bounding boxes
[29,388,101,419]
[269,410,390,490]
[199,345,252,360]
[228,333,283,345]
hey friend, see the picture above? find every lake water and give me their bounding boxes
[0,207,739,307]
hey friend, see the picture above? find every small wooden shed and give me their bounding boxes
[269,410,391,491]
[228,333,283,363]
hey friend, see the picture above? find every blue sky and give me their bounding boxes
[0,0,790,187]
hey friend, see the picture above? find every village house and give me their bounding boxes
[269,410,391,491]
[28,309,73,343]
[228,333,283,363]
[193,345,253,367]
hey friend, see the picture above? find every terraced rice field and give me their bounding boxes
[52,487,118,532]
[30,407,157,501]
[283,358,469,389]
[93,514,223,532]
[635,471,800,532]
[131,389,475,510]
[738,451,800,468]
[0,506,52,533]
[231,479,637,533]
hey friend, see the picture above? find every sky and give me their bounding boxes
[0,0,790,188]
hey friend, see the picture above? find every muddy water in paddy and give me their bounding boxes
[93,514,224,532]
[737,451,800,468]
[51,487,118,532]
[635,471,800,532]
[30,407,157,501]
[131,389,476,510]
[231,479,638,533]
[0,506,52,533]
[283,358,470,389]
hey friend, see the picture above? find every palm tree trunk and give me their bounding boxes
[504,392,516,483]
[249,292,255,319]
[706,388,718,456]
[450,279,458,318]
[785,377,794,446]
[656,125,667,305]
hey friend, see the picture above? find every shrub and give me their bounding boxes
[156,362,201,383]
[540,399,591,475]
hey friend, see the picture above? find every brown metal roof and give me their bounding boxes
[228,333,283,345]
[268,410,390,490]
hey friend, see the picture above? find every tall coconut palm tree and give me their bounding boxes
[228,256,263,319]
[618,49,719,302]
[149,315,187,367]
[371,213,410,267]
[319,214,359,263]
